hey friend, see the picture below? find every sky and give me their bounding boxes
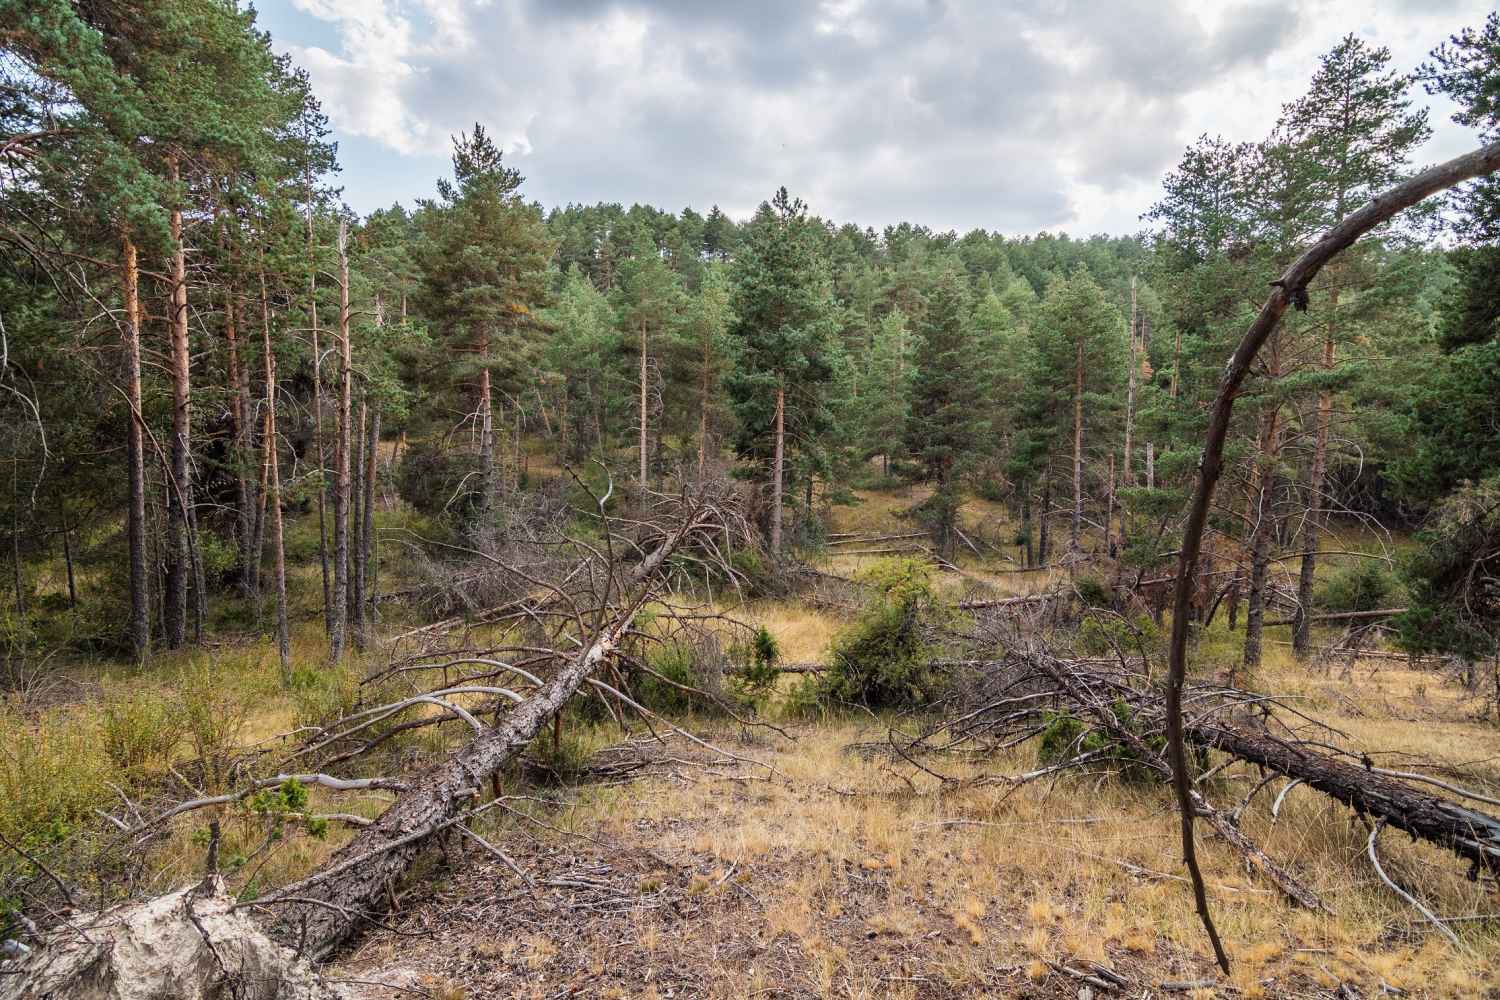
[254,0,1493,236]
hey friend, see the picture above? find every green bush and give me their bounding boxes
[1078,612,1162,659]
[633,641,700,715]
[800,557,946,712]
[1074,575,1113,609]
[99,682,184,779]
[0,702,111,849]
[1316,561,1398,614]
[1036,701,1172,786]
[731,626,781,696]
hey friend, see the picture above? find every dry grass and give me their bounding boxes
[337,636,1500,998]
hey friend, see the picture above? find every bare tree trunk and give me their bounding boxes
[770,382,785,556]
[478,338,495,516]
[1038,476,1051,564]
[330,221,352,662]
[307,192,332,638]
[349,399,365,647]
[58,499,76,608]
[122,234,150,661]
[163,156,192,649]
[1105,454,1116,561]
[638,319,649,492]
[1123,276,1137,486]
[1243,333,1283,674]
[360,407,380,644]
[698,327,712,477]
[1070,335,1085,562]
[223,277,256,601]
[1294,289,1338,657]
[259,268,290,680]
[1146,442,1155,490]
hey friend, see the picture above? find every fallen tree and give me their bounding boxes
[907,649,1500,895]
[2,480,754,989]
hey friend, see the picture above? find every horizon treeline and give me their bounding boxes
[1,3,1497,674]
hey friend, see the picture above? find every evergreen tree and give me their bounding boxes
[726,188,837,555]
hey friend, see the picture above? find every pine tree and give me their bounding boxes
[905,261,978,554]
[726,188,837,555]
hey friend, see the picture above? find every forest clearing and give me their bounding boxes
[4,3,1500,999]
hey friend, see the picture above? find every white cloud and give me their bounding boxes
[271,0,1492,233]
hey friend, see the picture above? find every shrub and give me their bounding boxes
[99,682,184,779]
[802,557,946,712]
[731,626,781,696]
[0,702,111,850]
[633,641,700,715]
[1036,701,1174,786]
[1078,612,1162,659]
[1073,575,1113,609]
[1317,561,1398,614]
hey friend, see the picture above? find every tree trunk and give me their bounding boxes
[223,278,256,602]
[1070,334,1084,562]
[307,193,332,638]
[1146,442,1155,490]
[259,269,290,680]
[1038,476,1051,564]
[1294,289,1338,658]
[477,329,495,518]
[1123,277,1137,485]
[330,222,352,662]
[349,399,365,646]
[359,407,380,646]
[163,156,192,650]
[58,500,76,608]
[770,382,785,556]
[638,319,649,492]
[122,234,150,661]
[1243,392,1282,674]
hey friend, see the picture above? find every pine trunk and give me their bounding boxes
[770,383,785,556]
[1123,277,1138,486]
[259,269,290,679]
[1294,289,1339,657]
[478,328,495,517]
[224,280,256,601]
[360,407,380,645]
[1243,378,1283,673]
[1070,335,1085,561]
[638,319,649,492]
[164,158,192,650]
[330,222,352,661]
[307,194,333,637]
[349,400,365,646]
[122,234,150,660]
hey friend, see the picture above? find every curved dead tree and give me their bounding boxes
[1164,139,1500,970]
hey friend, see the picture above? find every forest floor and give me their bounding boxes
[334,650,1499,1000]
[326,486,1497,1000]
[5,479,1497,999]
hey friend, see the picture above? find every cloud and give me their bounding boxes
[268,0,1483,234]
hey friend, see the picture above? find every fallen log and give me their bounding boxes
[929,653,1500,881]
[1265,607,1406,627]
[262,493,730,959]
